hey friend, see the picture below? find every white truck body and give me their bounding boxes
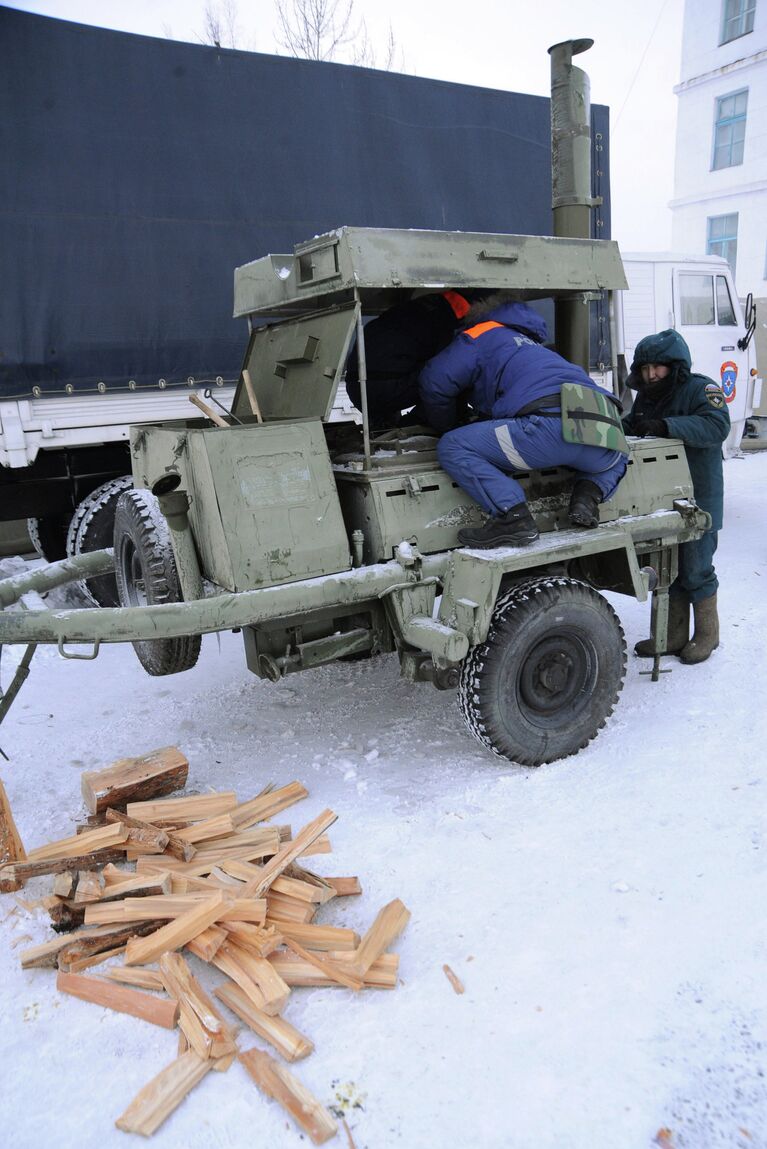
[617,252,762,457]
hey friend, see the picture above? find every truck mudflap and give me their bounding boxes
[0,503,709,656]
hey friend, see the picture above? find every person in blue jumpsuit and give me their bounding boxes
[623,329,729,665]
[417,299,628,547]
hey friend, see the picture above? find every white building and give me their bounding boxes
[671,0,767,298]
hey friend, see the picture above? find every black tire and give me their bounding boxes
[113,489,201,676]
[27,514,70,562]
[66,475,134,606]
[458,576,626,766]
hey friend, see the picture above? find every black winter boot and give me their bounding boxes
[569,480,603,529]
[458,502,540,549]
[634,595,689,657]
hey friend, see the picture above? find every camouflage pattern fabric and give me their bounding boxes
[560,383,628,454]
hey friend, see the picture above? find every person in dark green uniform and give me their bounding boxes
[623,329,730,664]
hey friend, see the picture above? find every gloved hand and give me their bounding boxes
[634,418,667,437]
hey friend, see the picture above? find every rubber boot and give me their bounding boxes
[679,593,719,664]
[634,595,689,658]
[458,502,540,548]
[569,480,602,528]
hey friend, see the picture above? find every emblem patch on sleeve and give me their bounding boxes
[705,383,725,409]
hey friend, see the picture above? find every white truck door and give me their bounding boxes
[672,265,751,456]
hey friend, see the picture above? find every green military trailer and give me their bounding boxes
[0,226,708,767]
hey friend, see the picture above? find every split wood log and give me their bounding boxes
[124,891,227,965]
[115,1050,215,1136]
[56,971,179,1028]
[172,813,236,845]
[53,871,76,899]
[282,863,337,903]
[268,950,398,990]
[283,936,363,992]
[0,777,26,893]
[56,921,162,972]
[322,877,362,898]
[349,899,411,978]
[221,921,283,958]
[185,924,228,962]
[223,858,334,905]
[222,940,291,1013]
[215,981,313,1062]
[72,871,106,903]
[81,746,188,815]
[263,920,359,952]
[239,1048,338,1146]
[0,848,127,882]
[104,812,196,863]
[84,894,266,926]
[25,822,130,864]
[265,891,317,924]
[48,900,86,932]
[67,943,128,973]
[211,942,286,1016]
[230,781,308,830]
[20,933,84,970]
[103,968,165,991]
[241,809,337,899]
[159,952,238,1061]
[126,792,237,823]
[88,872,173,903]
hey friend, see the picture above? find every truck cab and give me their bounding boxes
[618,252,761,455]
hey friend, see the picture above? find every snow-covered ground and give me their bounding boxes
[1,452,766,1149]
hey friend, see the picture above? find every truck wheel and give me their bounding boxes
[27,515,70,562]
[66,475,134,607]
[113,489,201,676]
[458,576,626,766]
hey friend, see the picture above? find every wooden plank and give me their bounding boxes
[239,1048,338,1146]
[25,823,130,864]
[126,792,237,823]
[268,951,398,989]
[241,809,337,899]
[56,971,179,1028]
[124,892,227,966]
[115,1051,214,1136]
[349,899,411,977]
[81,746,188,815]
[283,936,363,992]
[230,781,308,830]
[215,981,313,1061]
[159,952,237,1060]
[264,919,359,952]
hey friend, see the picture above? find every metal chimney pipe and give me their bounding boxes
[548,37,595,370]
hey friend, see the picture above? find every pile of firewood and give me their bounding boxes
[0,747,410,1143]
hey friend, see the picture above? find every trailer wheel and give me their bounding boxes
[113,489,201,676]
[458,576,626,766]
[27,515,70,562]
[66,475,134,606]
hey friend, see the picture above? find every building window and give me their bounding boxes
[707,213,738,274]
[712,90,748,169]
[720,0,756,43]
